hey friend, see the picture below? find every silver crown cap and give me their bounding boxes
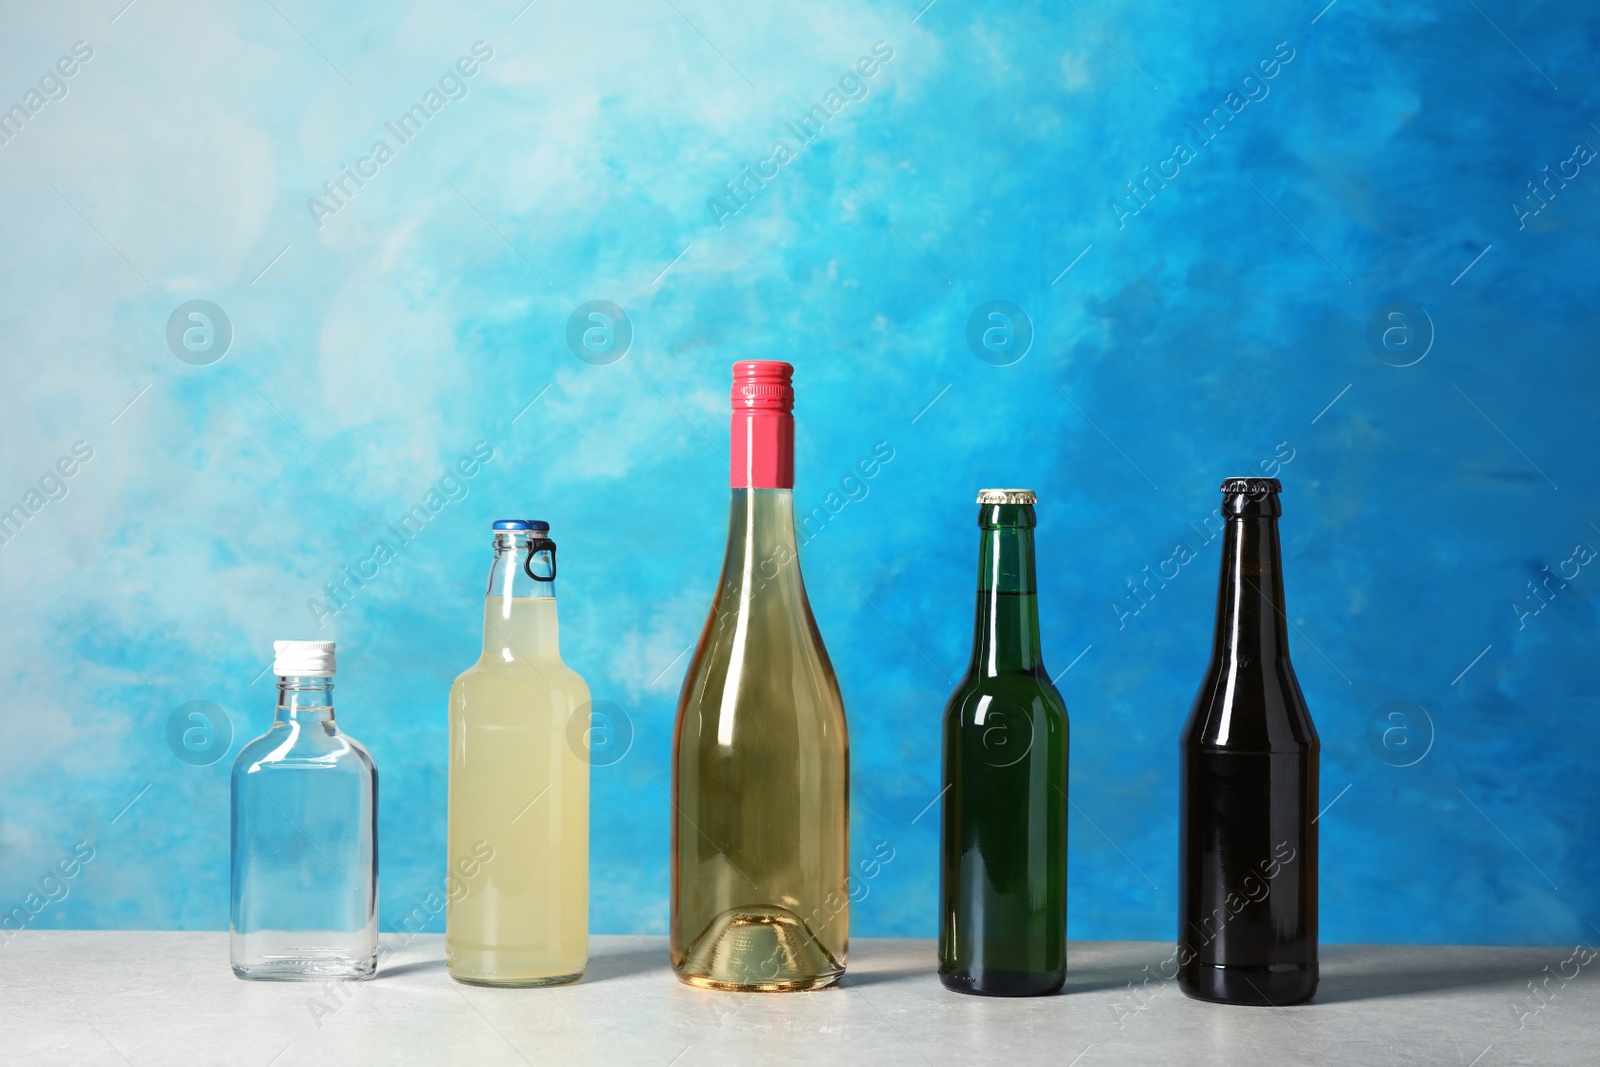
[976,489,1037,504]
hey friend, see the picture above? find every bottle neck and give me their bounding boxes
[482,532,559,659]
[970,510,1044,676]
[730,412,794,489]
[726,488,803,595]
[1211,515,1291,661]
[276,677,334,723]
[487,532,554,601]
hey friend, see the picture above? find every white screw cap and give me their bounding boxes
[273,640,336,677]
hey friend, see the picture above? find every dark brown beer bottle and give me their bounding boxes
[1178,478,1319,1005]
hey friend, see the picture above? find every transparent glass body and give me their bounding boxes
[671,488,850,992]
[939,501,1069,996]
[446,530,590,987]
[230,677,378,981]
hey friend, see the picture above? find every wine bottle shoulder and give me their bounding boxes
[679,637,844,711]
[678,590,844,726]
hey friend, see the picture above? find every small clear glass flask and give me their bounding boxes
[231,640,378,980]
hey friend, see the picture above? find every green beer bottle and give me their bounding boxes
[939,489,1070,996]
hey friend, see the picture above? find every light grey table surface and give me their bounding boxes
[0,933,1591,1066]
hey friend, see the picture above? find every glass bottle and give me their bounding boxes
[939,489,1070,996]
[231,640,378,980]
[671,360,850,992]
[446,520,591,986]
[1178,477,1319,1005]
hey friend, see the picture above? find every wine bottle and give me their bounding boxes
[1178,478,1319,1005]
[670,360,850,992]
[231,641,378,980]
[939,489,1069,996]
[446,519,591,987]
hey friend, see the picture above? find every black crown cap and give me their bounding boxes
[1220,477,1283,517]
[1219,477,1281,496]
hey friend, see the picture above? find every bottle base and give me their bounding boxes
[232,958,376,982]
[676,971,843,993]
[445,937,588,988]
[1178,961,1318,1005]
[231,929,378,982]
[674,906,845,992]
[450,970,584,989]
[939,967,1064,997]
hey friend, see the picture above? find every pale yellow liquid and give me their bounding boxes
[672,489,850,991]
[446,596,590,986]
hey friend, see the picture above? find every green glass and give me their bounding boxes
[939,492,1070,996]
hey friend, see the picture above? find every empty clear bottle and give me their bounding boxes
[231,640,378,980]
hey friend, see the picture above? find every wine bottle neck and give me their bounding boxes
[970,510,1044,675]
[1211,515,1291,661]
[731,410,795,489]
[723,488,804,593]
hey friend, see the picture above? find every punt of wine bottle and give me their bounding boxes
[939,489,1070,997]
[1178,478,1319,1005]
[670,361,850,992]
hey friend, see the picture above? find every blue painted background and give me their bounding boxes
[1,0,1596,946]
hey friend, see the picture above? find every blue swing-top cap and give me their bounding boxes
[492,519,550,532]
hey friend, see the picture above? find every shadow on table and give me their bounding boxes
[376,949,665,983]
[380,958,448,979]
[1061,969,1138,996]
[585,946,669,983]
[847,969,1133,995]
[848,962,1125,994]
[1060,946,1548,1005]
[1312,946,1546,1005]
[840,963,935,989]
